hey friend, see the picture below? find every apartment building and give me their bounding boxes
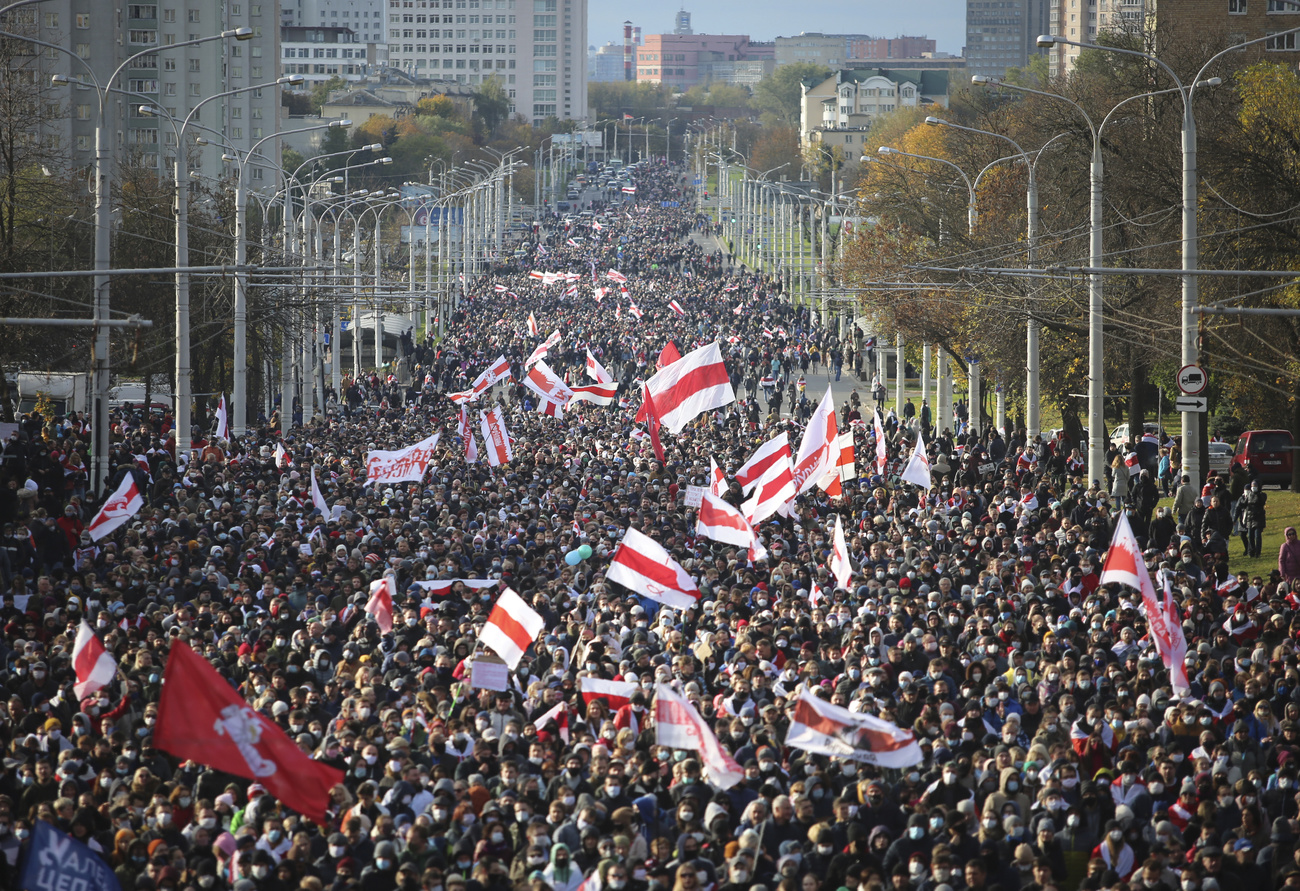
[383,0,587,125]
[3,0,281,184]
[966,0,1052,79]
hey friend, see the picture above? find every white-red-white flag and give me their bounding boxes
[525,330,563,367]
[607,527,699,609]
[536,701,570,743]
[830,514,853,591]
[88,474,144,542]
[214,394,229,441]
[735,432,792,494]
[471,355,512,397]
[586,349,612,384]
[697,490,758,549]
[606,269,627,283]
[569,382,618,406]
[523,360,574,406]
[669,299,685,316]
[365,575,396,633]
[527,312,539,336]
[628,301,644,319]
[654,683,744,789]
[786,688,923,766]
[310,466,329,516]
[793,386,838,494]
[72,620,116,699]
[709,457,727,497]
[743,449,797,524]
[1101,513,1189,696]
[459,406,478,464]
[481,587,545,669]
[274,441,288,468]
[479,405,513,467]
[637,342,734,434]
[580,677,638,710]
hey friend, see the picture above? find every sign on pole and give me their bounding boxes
[1174,395,1208,413]
[1177,365,1207,395]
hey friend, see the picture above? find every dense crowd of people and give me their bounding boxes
[1,159,1297,891]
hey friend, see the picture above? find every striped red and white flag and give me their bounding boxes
[72,620,116,699]
[743,449,796,524]
[479,405,513,467]
[669,299,685,316]
[524,360,574,406]
[580,677,638,710]
[734,432,792,494]
[696,491,758,550]
[607,527,699,609]
[654,683,743,788]
[471,355,512,397]
[459,406,478,464]
[585,349,612,383]
[635,342,734,434]
[565,283,578,298]
[873,410,887,476]
[536,396,565,418]
[365,575,396,633]
[570,382,618,406]
[709,456,727,497]
[494,284,509,292]
[628,301,644,319]
[786,688,923,767]
[480,587,545,669]
[792,386,839,495]
[606,269,627,283]
[830,514,853,590]
[527,312,539,336]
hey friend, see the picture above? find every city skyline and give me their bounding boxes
[587,0,968,56]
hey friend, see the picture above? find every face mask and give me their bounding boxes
[376,860,392,871]
[253,867,269,879]
[1109,830,1123,842]
[1067,815,1080,828]
[818,845,834,856]
[1062,777,1079,789]
[908,826,924,840]
[329,846,346,858]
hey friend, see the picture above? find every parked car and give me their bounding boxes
[1232,429,1295,485]
[1207,441,1233,474]
[1110,422,1164,447]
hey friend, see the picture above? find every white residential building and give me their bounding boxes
[281,25,372,83]
[4,0,281,184]
[382,0,587,125]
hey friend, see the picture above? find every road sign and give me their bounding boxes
[1177,364,1207,395]
[1174,395,1208,412]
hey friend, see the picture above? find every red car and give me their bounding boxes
[1232,429,1295,485]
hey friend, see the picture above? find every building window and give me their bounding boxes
[75,43,90,58]
[75,104,90,120]
[1267,29,1298,47]
[187,9,200,21]
[128,30,158,45]
[76,13,90,28]
[1229,0,1247,10]
[1268,0,1297,10]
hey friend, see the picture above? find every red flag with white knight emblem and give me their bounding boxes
[154,641,344,823]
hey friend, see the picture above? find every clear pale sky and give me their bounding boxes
[588,1,969,57]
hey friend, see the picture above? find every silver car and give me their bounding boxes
[1208,441,1233,474]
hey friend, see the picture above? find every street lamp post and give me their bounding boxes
[44,26,252,492]
[141,74,301,453]
[1034,32,1287,486]
[877,145,977,435]
[926,116,1038,439]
